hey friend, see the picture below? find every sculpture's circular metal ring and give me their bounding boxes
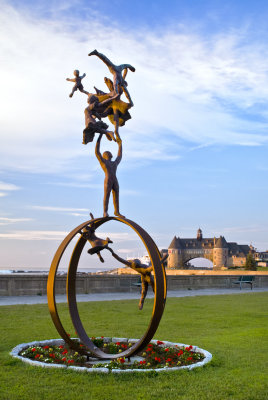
[47,217,166,359]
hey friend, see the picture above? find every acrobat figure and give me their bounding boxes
[81,213,113,263]
[109,250,168,310]
[95,133,124,218]
[66,70,89,98]
[88,50,135,106]
[83,93,119,145]
[93,77,132,141]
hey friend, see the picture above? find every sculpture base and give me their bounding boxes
[11,337,212,373]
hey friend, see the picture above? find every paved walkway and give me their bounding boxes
[1,287,268,306]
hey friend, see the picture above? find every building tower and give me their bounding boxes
[197,228,203,241]
[167,236,184,269]
[213,236,228,270]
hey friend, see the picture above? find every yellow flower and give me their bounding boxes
[74,352,78,356]
[119,349,122,353]
[142,352,146,357]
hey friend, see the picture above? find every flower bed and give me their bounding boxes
[11,337,212,373]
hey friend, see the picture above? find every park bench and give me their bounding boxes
[132,276,142,292]
[232,275,255,290]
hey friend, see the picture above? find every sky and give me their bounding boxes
[1,0,268,270]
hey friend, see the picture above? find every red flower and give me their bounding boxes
[177,350,183,356]
[101,336,104,338]
[35,354,40,359]
[31,348,36,352]
[49,353,55,358]
[167,358,172,362]
[59,345,64,349]
[165,348,169,352]
[62,357,66,362]
[67,359,74,364]
[187,356,193,361]
[157,341,164,345]
[185,345,193,351]
[139,360,146,365]
[43,346,49,349]
[62,350,68,355]
[119,358,125,364]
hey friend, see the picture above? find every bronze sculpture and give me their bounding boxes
[109,250,168,310]
[83,93,118,145]
[82,213,112,263]
[66,70,88,97]
[95,133,124,218]
[88,49,135,106]
[93,78,132,141]
[47,50,167,360]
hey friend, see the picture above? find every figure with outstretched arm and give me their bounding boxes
[66,70,88,97]
[108,249,168,310]
[95,133,124,218]
[89,50,135,106]
[82,213,113,263]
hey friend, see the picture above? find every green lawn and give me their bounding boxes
[0,292,267,400]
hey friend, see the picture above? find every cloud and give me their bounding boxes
[69,212,89,217]
[0,181,20,197]
[30,205,91,217]
[1,2,268,175]
[31,205,89,212]
[0,230,68,240]
[0,217,32,225]
[0,182,20,191]
[0,229,136,242]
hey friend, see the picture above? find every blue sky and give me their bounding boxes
[1,0,268,270]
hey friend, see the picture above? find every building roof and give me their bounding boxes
[168,233,250,255]
[214,236,228,248]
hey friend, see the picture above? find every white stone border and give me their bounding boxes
[10,338,212,374]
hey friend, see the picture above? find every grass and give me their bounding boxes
[0,292,268,400]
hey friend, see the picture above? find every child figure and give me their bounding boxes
[66,70,89,98]
[109,250,168,310]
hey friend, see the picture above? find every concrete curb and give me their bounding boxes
[10,338,213,374]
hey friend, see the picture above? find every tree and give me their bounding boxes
[245,253,257,270]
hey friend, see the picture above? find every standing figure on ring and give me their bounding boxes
[95,133,125,218]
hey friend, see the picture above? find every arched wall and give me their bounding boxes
[185,257,213,268]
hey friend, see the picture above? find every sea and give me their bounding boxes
[0,267,111,275]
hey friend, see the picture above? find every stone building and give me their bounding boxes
[167,228,250,270]
[254,250,268,267]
